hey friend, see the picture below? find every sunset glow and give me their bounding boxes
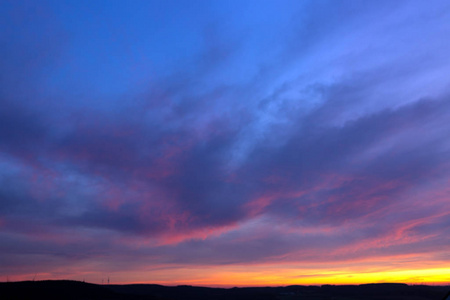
[1,0,450,287]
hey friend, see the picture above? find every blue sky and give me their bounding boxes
[1,0,450,285]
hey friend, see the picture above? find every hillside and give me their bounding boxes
[0,280,449,300]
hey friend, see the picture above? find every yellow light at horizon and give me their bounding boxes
[9,260,450,287]
[107,265,450,287]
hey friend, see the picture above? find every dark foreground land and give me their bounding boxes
[1,280,449,300]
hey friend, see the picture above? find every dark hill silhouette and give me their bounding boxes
[0,280,449,300]
[0,280,161,300]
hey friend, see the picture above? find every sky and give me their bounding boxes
[1,0,450,286]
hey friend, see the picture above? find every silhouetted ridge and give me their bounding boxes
[0,280,160,300]
[107,282,449,300]
[1,281,449,300]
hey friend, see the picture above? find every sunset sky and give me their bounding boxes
[1,0,450,286]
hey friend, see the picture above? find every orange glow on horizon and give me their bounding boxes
[128,267,450,287]
[8,262,450,287]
